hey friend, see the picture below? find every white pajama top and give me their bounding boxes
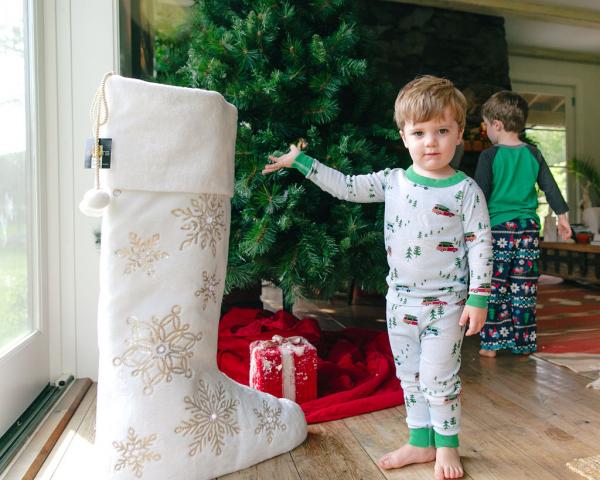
[293,153,493,308]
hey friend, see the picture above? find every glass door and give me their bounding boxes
[0,0,49,437]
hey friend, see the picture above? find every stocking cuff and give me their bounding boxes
[99,75,237,197]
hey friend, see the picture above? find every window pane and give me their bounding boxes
[0,1,31,349]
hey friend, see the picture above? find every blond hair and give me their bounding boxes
[481,90,528,133]
[394,75,466,131]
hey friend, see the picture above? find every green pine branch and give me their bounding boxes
[154,0,397,307]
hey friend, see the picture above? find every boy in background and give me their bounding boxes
[475,90,571,357]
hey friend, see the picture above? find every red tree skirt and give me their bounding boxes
[217,308,404,424]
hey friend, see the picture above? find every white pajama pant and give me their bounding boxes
[387,302,465,442]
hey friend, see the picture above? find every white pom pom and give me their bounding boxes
[79,201,104,217]
[79,188,111,217]
[82,188,111,209]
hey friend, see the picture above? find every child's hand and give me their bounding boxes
[557,213,572,241]
[262,144,302,175]
[459,305,487,336]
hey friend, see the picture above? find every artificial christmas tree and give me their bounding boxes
[154,0,398,309]
[83,74,306,479]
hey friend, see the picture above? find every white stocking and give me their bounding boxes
[87,75,307,480]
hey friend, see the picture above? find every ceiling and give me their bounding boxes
[504,0,600,58]
[506,17,600,56]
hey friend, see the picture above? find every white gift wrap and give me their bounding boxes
[94,76,306,480]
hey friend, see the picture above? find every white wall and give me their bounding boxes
[510,54,600,161]
[45,0,118,381]
[509,54,600,218]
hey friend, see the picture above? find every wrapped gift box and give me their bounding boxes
[249,335,317,404]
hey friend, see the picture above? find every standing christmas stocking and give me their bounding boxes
[82,75,307,480]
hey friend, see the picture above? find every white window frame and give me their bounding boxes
[42,0,119,381]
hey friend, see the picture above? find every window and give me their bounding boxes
[0,1,34,351]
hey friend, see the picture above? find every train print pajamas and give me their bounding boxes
[293,153,492,447]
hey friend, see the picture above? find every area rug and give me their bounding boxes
[217,307,403,424]
[535,279,600,388]
[537,281,600,345]
[533,353,600,389]
[567,454,600,480]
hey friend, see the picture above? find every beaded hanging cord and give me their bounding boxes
[79,72,114,217]
[90,72,112,190]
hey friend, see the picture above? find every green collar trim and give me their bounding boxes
[406,166,466,187]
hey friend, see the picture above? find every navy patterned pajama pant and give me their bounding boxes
[480,218,540,354]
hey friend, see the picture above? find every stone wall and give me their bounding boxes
[358,2,511,175]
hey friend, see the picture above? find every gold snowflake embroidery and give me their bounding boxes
[175,379,240,456]
[254,400,287,444]
[194,270,220,310]
[112,427,161,478]
[113,305,202,395]
[115,232,169,277]
[171,194,226,256]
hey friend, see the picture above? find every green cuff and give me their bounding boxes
[408,427,435,448]
[292,152,314,176]
[466,294,488,308]
[435,431,459,448]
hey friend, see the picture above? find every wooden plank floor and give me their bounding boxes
[20,288,600,479]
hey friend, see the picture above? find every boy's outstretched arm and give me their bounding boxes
[263,145,388,203]
[262,144,301,174]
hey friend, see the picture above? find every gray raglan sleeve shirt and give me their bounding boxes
[526,145,569,215]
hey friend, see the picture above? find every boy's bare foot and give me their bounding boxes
[435,447,464,479]
[377,444,436,470]
[479,349,496,358]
